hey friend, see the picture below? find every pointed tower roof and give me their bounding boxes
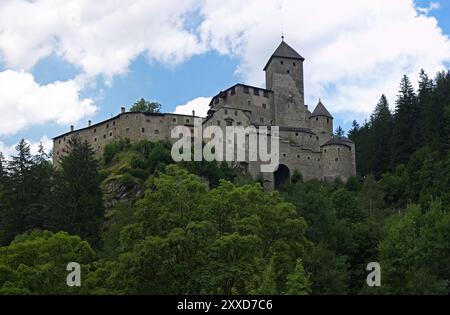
[263,40,305,70]
[311,100,333,118]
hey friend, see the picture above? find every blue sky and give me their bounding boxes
[0,0,449,155]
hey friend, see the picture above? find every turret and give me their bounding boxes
[310,100,333,145]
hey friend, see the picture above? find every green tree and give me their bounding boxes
[130,98,161,113]
[51,136,104,245]
[284,258,311,295]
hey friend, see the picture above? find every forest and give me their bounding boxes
[0,69,449,295]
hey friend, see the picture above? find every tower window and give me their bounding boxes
[283,153,287,157]
[254,89,260,96]
[243,86,249,94]
[154,129,160,134]
[109,132,113,137]
[316,117,319,121]
[106,124,109,128]
[327,118,330,123]
[235,110,238,116]
[224,109,228,115]
[217,120,221,126]
[281,60,284,65]
[262,103,267,109]
[226,120,233,126]
[186,119,190,123]
[293,62,296,67]
[335,158,339,162]
[172,118,177,123]
[126,128,130,133]
[295,133,299,136]
[263,91,269,98]
[231,87,236,95]
[248,100,251,106]
[287,70,290,74]
[260,117,264,123]
[141,128,145,133]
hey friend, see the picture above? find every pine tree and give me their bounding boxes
[392,75,419,167]
[51,136,104,244]
[417,70,436,145]
[371,95,393,177]
[285,258,311,295]
[335,126,345,137]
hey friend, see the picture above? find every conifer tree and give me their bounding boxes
[371,95,393,177]
[392,75,419,166]
[51,136,104,244]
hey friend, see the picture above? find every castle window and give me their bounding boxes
[235,110,238,116]
[224,109,228,115]
[281,60,284,65]
[103,135,106,139]
[58,140,61,144]
[287,70,290,74]
[106,124,109,128]
[141,128,145,133]
[297,154,300,158]
[57,151,59,155]
[247,100,251,106]
[94,137,97,142]
[335,158,339,162]
[307,156,311,160]
[113,121,116,126]
[231,87,236,95]
[243,86,249,94]
[237,122,242,126]
[254,89,259,96]
[64,137,66,141]
[146,119,150,123]
[338,148,340,152]
[316,137,319,140]
[186,119,190,123]
[283,153,287,157]
[263,91,269,98]
[226,120,233,126]
[293,62,296,67]
[262,103,267,109]
[324,149,327,153]
[327,118,330,123]
[260,117,264,123]
[217,120,221,126]
[109,132,113,137]
[126,128,130,133]
[172,118,177,123]
[295,133,299,136]
[154,129,160,134]
[316,117,318,121]
[94,129,97,133]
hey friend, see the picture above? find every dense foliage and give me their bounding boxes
[1,70,449,294]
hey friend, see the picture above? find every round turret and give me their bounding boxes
[321,137,355,182]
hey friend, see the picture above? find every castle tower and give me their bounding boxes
[310,100,333,145]
[264,39,308,127]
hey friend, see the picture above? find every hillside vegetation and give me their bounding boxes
[0,70,450,295]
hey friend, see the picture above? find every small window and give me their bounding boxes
[217,120,221,126]
[56,151,59,155]
[94,138,97,142]
[109,132,113,137]
[141,128,145,133]
[126,128,130,133]
[231,87,236,95]
[281,60,284,65]
[146,119,150,123]
[260,117,264,123]
[324,149,327,153]
[262,103,267,109]
[154,130,160,134]
[237,122,242,126]
[287,70,290,74]
[186,119,190,123]
[113,121,116,126]
[247,100,251,106]
[293,62,296,67]
[103,135,106,139]
[224,109,228,115]
[58,140,61,144]
[254,89,259,96]
[307,156,311,160]
[283,153,287,157]
[106,124,109,128]
[172,118,177,123]
[234,110,238,116]
[243,86,249,94]
[335,158,339,162]
[297,154,300,158]
[94,129,97,133]
[316,137,319,140]
[327,118,330,123]
[226,120,233,126]
[263,91,269,98]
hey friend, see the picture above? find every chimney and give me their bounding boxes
[121,106,126,114]
[70,125,74,132]
[88,120,92,127]
[192,110,195,117]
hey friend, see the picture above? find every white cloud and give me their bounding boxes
[0,0,205,80]
[197,0,450,115]
[0,70,96,136]
[417,2,440,15]
[0,0,449,129]
[174,97,211,117]
[0,136,53,160]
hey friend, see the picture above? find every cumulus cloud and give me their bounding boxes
[197,0,450,114]
[0,70,96,136]
[174,97,211,117]
[0,0,205,80]
[1,0,450,133]
[0,136,53,159]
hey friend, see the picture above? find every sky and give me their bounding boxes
[0,0,449,157]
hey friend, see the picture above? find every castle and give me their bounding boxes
[53,40,356,189]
